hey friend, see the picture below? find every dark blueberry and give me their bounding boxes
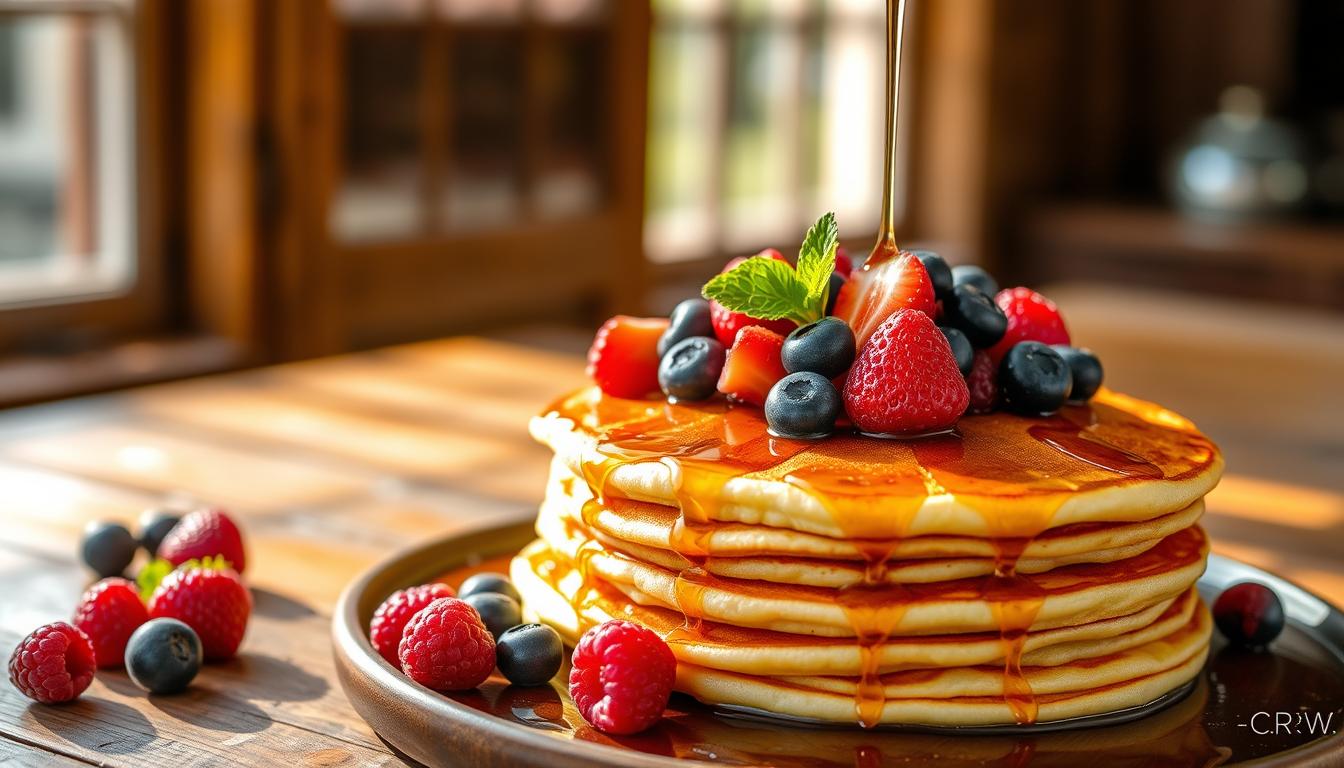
[951,264,998,297]
[939,326,974,377]
[125,618,202,694]
[781,317,856,380]
[912,250,953,300]
[80,521,138,578]
[764,372,842,439]
[658,336,726,402]
[496,623,564,687]
[942,284,1007,348]
[138,508,181,557]
[463,592,523,641]
[998,342,1072,415]
[1213,582,1285,648]
[458,572,522,604]
[824,272,846,316]
[1051,346,1104,403]
[657,298,715,357]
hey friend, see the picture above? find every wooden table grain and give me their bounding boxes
[1,329,1341,766]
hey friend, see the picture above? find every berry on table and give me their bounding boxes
[939,326,974,377]
[587,316,669,399]
[159,507,247,574]
[463,592,522,641]
[998,341,1072,416]
[137,508,181,557]
[832,250,937,352]
[569,619,676,735]
[657,298,715,358]
[716,326,787,408]
[941,284,1008,349]
[989,287,1070,362]
[765,372,843,439]
[80,521,138,579]
[369,583,457,665]
[458,572,522,604]
[781,317,856,380]
[496,623,564,687]
[125,618,202,694]
[1214,582,1285,648]
[951,264,998,297]
[148,559,251,661]
[398,597,495,690]
[7,622,96,704]
[72,577,149,668]
[966,350,999,414]
[709,251,797,347]
[1052,346,1104,403]
[658,337,726,402]
[912,250,953,300]
[843,309,969,435]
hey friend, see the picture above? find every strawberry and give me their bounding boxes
[587,316,669,399]
[833,246,853,279]
[159,507,247,574]
[987,287,1070,363]
[831,248,936,352]
[843,309,969,434]
[709,250,797,347]
[966,349,999,414]
[148,559,251,661]
[717,326,787,407]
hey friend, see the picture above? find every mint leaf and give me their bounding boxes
[796,211,839,305]
[702,256,813,326]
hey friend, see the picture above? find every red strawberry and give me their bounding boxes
[987,287,1070,363]
[72,577,149,668]
[709,250,797,346]
[717,326,787,407]
[832,248,937,352]
[587,316,669,399]
[843,309,969,434]
[159,507,247,574]
[834,246,853,279]
[149,561,251,661]
[966,350,999,414]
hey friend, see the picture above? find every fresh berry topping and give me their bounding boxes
[988,287,1070,362]
[138,509,181,558]
[462,592,522,641]
[998,342,1072,416]
[832,250,937,352]
[942,284,1008,349]
[148,561,251,661]
[708,251,798,347]
[824,272,846,316]
[833,246,853,279]
[1213,582,1285,649]
[765,372,843,439]
[912,250,953,300]
[369,583,457,665]
[80,521,137,578]
[398,598,495,690]
[72,577,149,668]
[7,622,95,704]
[587,316,669,399]
[717,326,787,407]
[939,326,975,377]
[951,264,998,297]
[458,572,522,604]
[657,298,714,358]
[1052,346,1104,403]
[658,337,726,402]
[569,619,676,735]
[159,508,247,574]
[496,623,564,687]
[125,618,202,694]
[781,317,856,380]
[966,350,1000,414]
[843,309,969,435]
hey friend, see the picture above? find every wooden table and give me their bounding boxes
[2,331,1342,766]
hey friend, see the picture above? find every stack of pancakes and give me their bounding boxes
[512,386,1223,727]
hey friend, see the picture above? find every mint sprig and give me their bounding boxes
[701,212,839,327]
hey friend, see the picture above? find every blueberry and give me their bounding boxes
[824,272,846,316]
[138,508,181,557]
[463,592,523,640]
[942,284,1007,348]
[458,572,522,604]
[781,317,856,379]
[125,618,202,694]
[1213,582,1285,648]
[951,264,998,297]
[1048,345,1103,403]
[939,326,974,377]
[496,623,564,687]
[998,342,1072,415]
[912,250,953,300]
[657,298,714,357]
[80,521,138,578]
[658,336,726,402]
[764,372,842,439]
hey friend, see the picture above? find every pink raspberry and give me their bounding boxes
[72,577,149,668]
[398,598,495,690]
[8,622,97,704]
[568,620,676,735]
[369,583,456,665]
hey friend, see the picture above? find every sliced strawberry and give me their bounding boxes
[987,287,1070,363]
[966,349,999,414]
[832,247,936,352]
[833,246,853,279]
[717,326,787,407]
[709,250,797,346]
[843,309,968,434]
[587,316,669,399]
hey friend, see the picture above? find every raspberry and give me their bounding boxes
[398,598,495,690]
[7,622,96,704]
[833,245,853,279]
[149,563,251,661]
[369,583,456,665]
[843,309,969,434]
[587,316,669,399]
[966,349,999,414]
[72,578,149,668]
[709,250,798,347]
[159,508,247,574]
[568,619,676,735]
[988,287,1070,363]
